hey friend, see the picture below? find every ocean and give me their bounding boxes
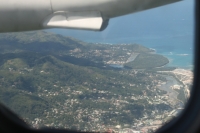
[48,0,194,70]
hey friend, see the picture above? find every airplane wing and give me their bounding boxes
[43,11,103,31]
[0,0,181,32]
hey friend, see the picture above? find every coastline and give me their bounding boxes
[158,68,193,100]
[154,48,193,101]
[159,53,193,70]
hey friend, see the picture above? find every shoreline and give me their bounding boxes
[159,54,193,70]
[158,68,193,100]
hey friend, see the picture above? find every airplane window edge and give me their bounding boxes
[156,0,200,132]
[0,0,199,133]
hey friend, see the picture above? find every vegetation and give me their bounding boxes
[0,31,177,130]
[153,67,176,71]
[176,88,187,103]
[124,53,169,69]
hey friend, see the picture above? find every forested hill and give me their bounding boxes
[0,31,168,69]
[0,31,150,53]
[0,31,87,53]
[0,31,172,130]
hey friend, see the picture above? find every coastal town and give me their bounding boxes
[23,44,193,133]
[26,68,192,133]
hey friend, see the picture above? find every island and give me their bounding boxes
[0,31,193,133]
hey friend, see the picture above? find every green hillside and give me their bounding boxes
[0,31,172,130]
[124,53,169,69]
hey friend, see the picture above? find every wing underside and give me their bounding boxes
[43,11,103,31]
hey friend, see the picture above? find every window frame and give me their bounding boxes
[0,0,199,133]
